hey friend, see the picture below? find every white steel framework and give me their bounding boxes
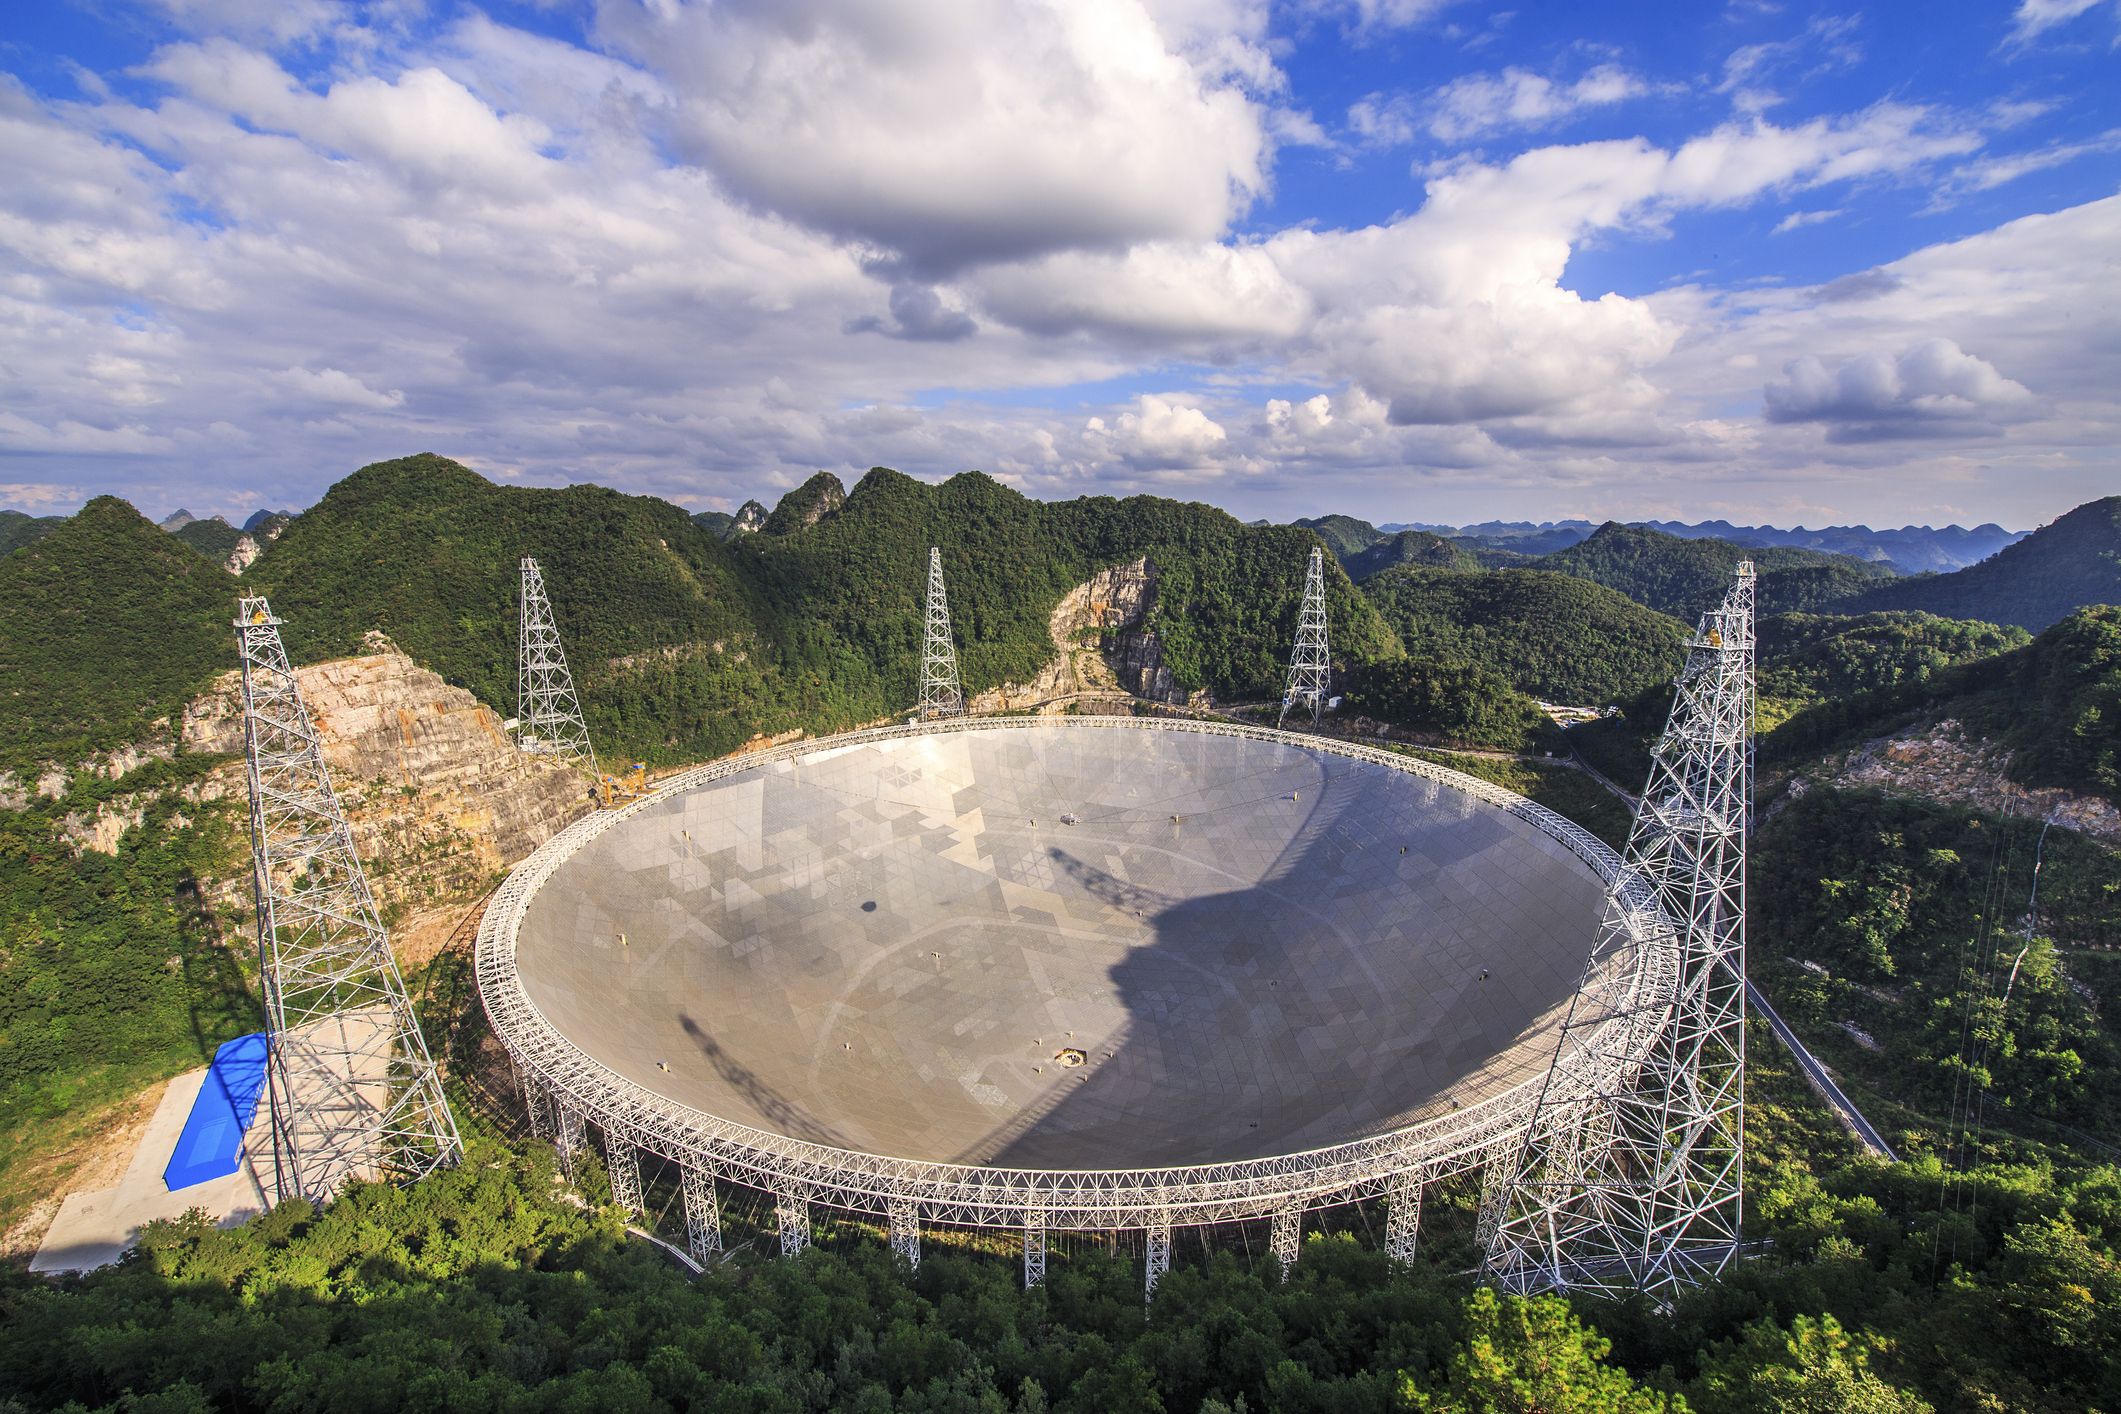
[918,547,966,721]
[682,1165,723,1264]
[1279,547,1330,730]
[234,596,462,1204]
[1482,563,1754,1299]
[478,716,1677,1285]
[517,556,597,772]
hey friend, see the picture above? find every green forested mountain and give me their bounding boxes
[1538,522,1892,621]
[1767,604,2121,804]
[0,509,64,557]
[1758,611,2030,712]
[1830,495,2121,630]
[1290,513,1384,559]
[0,498,238,773]
[1338,657,1553,751]
[1361,565,1689,704]
[1342,529,1477,581]
[170,517,246,562]
[226,455,1399,764]
[760,470,848,535]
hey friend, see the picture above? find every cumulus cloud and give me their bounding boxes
[0,1,2112,528]
[1087,394,1230,469]
[1763,338,2032,438]
[594,0,1273,277]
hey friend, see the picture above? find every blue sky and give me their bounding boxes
[0,0,2115,529]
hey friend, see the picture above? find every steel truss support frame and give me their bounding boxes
[1023,1210,1047,1288]
[516,556,597,772]
[555,1105,586,1175]
[517,1064,553,1140]
[682,1166,723,1264]
[1385,1171,1425,1267]
[233,596,462,1206]
[918,548,965,721]
[1279,547,1331,730]
[603,1130,644,1217]
[889,1198,921,1270]
[777,1190,813,1257]
[1144,1216,1173,1301]
[1270,1205,1302,1280]
[1483,564,1754,1300]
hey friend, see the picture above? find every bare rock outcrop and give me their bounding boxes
[182,644,593,917]
[969,557,1206,713]
[1829,718,2121,845]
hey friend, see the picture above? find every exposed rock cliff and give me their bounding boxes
[1827,718,2121,845]
[181,640,593,943]
[969,557,1204,712]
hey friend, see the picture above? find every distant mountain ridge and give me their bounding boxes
[1539,522,1893,621]
[1379,516,2025,574]
[1829,496,2121,631]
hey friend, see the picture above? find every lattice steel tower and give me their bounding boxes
[517,556,597,772]
[234,597,463,1204]
[918,547,966,721]
[1482,562,1754,1298]
[1279,546,1331,730]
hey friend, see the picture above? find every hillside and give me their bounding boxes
[1758,611,2030,715]
[1361,565,1688,705]
[170,517,245,562]
[1290,513,1384,559]
[1538,522,1892,620]
[0,498,237,774]
[1831,495,2121,630]
[1342,530,1477,581]
[0,510,63,557]
[1766,604,2121,807]
[233,455,1399,764]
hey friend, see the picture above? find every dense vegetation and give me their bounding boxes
[1767,606,2121,807]
[233,456,1402,765]
[171,518,245,562]
[1289,513,1384,559]
[0,509,62,557]
[1361,565,1689,705]
[1339,658,1555,753]
[1833,496,2121,630]
[1538,523,1892,621]
[0,757,251,1222]
[0,498,242,774]
[1342,531,1477,582]
[1757,786,2120,1127]
[6,465,2119,1411]
[1756,612,2030,721]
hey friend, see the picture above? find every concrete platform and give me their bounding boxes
[32,1065,274,1275]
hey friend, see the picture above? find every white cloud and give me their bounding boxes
[1763,338,2032,438]
[0,3,2111,529]
[1425,64,1650,143]
[592,0,1273,276]
[1772,207,1842,234]
[2008,0,2107,43]
[278,367,407,410]
[1087,394,1230,469]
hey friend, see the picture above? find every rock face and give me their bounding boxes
[763,472,847,535]
[182,642,593,924]
[732,500,769,534]
[970,557,1204,712]
[1830,718,2121,845]
[225,534,262,575]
